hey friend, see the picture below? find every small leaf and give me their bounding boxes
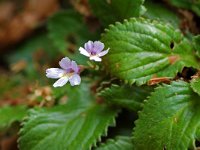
[133,81,200,149]
[191,78,200,96]
[89,0,145,26]
[19,80,119,150]
[48,10,94,54]
[99,84,153,111]
[193,35,200,57]
[47,10,96,65]
[6,33,57,79]
[95,136,134,150]
[101,18,199,85]
[48,10,81,53]
[0,105,27,130]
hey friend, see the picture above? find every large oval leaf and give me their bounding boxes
[101,18,199,85]
[133,81,200,149]
[19,81,119,150]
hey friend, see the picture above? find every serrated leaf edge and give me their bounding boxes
[18,107,120,150]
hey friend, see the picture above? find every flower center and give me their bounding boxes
[62,69,75,78]
[91,51,97,55]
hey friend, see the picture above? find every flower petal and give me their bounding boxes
[98,48,109,57]
[93,41,104,53]
[84,41,93,52]
[53,76,69,87]
[46,68,65,79]
[71,61,79,73]
[90,56,102,62]
[59,57,71,70]
[69,74,81,86]
[79,47,90,57]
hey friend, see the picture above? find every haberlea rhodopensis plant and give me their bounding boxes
[0,0,200,150]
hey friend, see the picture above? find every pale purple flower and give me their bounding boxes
[46,57,81,87]
[79,41,109,62]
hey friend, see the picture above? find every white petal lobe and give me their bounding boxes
[94,41,104,52]
[98,49,109,57]
[90,56,102,62]
[46,68,65,79]
[53,76,69,87]
[84,41,93,51]
[71,61,79,73]
[59,57,71,70]
[69,74,81,86]
[79,47,90,57]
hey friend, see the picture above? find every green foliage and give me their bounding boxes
[0,105,27,130]
[133,81,200,150]
[99,84,153,111]
[168,0,200,16]
[191,78,200,96]
[89,0,145,26]
[95,136,134,150]
[144,1,180,28]
[101,18,199,85]
[19,80,119,150]
[193,35,200,57]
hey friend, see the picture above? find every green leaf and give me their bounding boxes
[89,0,145,26]
[191,78,200,96]
[168,0,200,16]
[0,105,27,130]
[101,18,199,85]
[99,84,153,111]
[133,81,200,150]
[193,35,200,57]
[19,80,119,150]
[144,1,180,28]
[95,136,134,150]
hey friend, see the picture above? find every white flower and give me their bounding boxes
[46,57,81,87]
[79,41,109,62]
